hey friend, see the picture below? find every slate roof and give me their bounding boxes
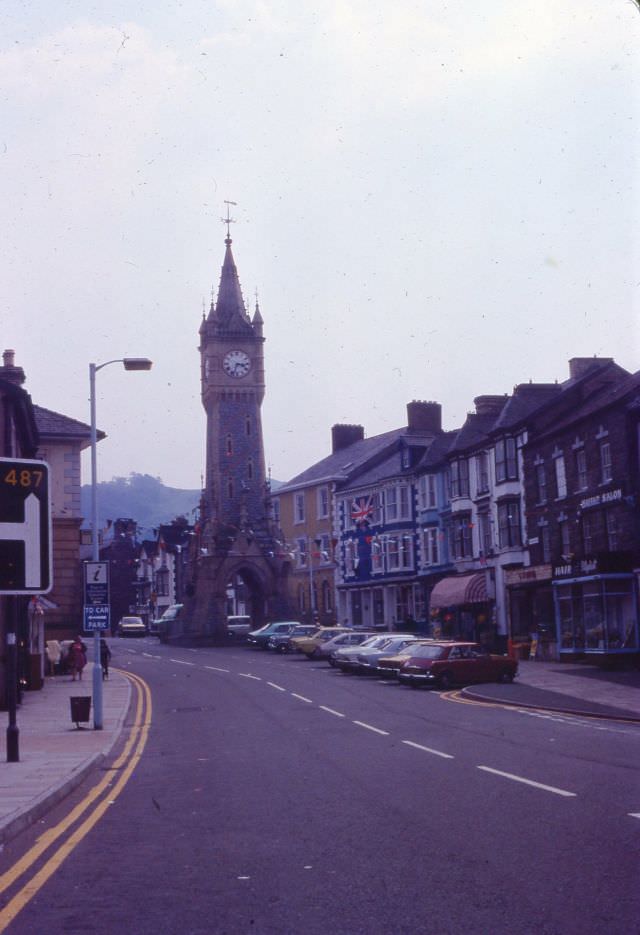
[492,384,562,433]
[34,405,103,441]
[417,430,458,469]
[529,369,640,442]
[338,449,405,491]
[448,412,503,455]
[279,427,405,490]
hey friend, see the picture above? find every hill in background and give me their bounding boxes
[80,472,282,538]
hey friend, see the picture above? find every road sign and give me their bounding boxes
[0,458,51,595]
[84,605,110,631]
[84,561,109,605]
[84,561,110,632]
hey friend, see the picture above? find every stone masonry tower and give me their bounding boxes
[177,224,290,642]
[200,231,267,529]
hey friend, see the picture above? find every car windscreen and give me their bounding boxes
[408,645,448,660]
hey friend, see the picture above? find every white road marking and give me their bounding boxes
[267,681,286,691]
[205,665,230,673]
[477,766,576,797]
[353,720,389,736]
[628,812,640,819]
[402,740,454,759]
[291,693,313,703]
[142,653,160,658]
[239,673,261,680]
[319,706,345,718]
[170,659,195,666]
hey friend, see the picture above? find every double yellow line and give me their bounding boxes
[0,670,151,932]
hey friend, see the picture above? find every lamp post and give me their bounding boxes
[90,357,152,729]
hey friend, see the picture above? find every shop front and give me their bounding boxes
[428,572,496,650]
[504,565,555,660]
[552,556,639,657]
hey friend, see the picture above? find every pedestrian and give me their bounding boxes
[100,636,112,680]
[68,635,87,681]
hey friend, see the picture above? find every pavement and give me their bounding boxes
[0,667,131,844]
[0,653,638,846]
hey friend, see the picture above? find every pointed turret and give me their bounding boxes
[212,237,253,333]
[252,297,264,337]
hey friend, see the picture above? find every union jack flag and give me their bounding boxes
[351,496,373,524]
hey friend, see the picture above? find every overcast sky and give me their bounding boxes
[3,1,639,490]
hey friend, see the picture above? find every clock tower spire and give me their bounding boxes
[175,212,291,643]
[199,229,266,531]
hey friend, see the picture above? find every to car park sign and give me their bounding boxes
[0,458,52,595]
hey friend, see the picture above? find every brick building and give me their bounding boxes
[520,365,640,658]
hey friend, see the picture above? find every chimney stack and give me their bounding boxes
[331,424,364,453]
[406,400,442,434]
[474,395,506,416]
[0,349,26,386]
[568,356,612,381]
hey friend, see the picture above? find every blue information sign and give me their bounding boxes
[84,604,110,631]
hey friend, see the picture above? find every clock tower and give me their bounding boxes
[199,231,267,531]
[177,225,290,642]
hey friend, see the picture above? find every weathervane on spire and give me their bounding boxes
[221,200,237,243]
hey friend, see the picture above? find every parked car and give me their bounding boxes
[398,641,518,689]
[247,621,301,649]
[322,631,377,664]
[267,624,316,653]
[331,634,394,671]
[226,616,252,639]
[118,615,147,637]
[354,635,422,675]
[375,640,434,678]
[154,603,184,642]
[289,627,350,656]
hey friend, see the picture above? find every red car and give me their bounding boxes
[397,641,517,689]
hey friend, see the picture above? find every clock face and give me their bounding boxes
[223,350,251,378]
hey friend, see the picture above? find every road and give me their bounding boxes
[1,638,639,935]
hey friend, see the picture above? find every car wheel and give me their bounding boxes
[328,658,336,667]
[439,671,454,690]
[498,670,515,684]
[276,644,287,654]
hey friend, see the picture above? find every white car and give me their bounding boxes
[118,616,147,637]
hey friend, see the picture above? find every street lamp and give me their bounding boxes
[90,357,152,729]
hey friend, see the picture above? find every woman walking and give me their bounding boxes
[68,635,87,681]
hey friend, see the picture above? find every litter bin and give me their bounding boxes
[70,696,91,728]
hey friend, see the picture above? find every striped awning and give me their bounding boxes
[429,573,488,608]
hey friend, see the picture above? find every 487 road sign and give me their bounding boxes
[0,458,52,594]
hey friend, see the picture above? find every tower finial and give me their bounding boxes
[221,200,237,244]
